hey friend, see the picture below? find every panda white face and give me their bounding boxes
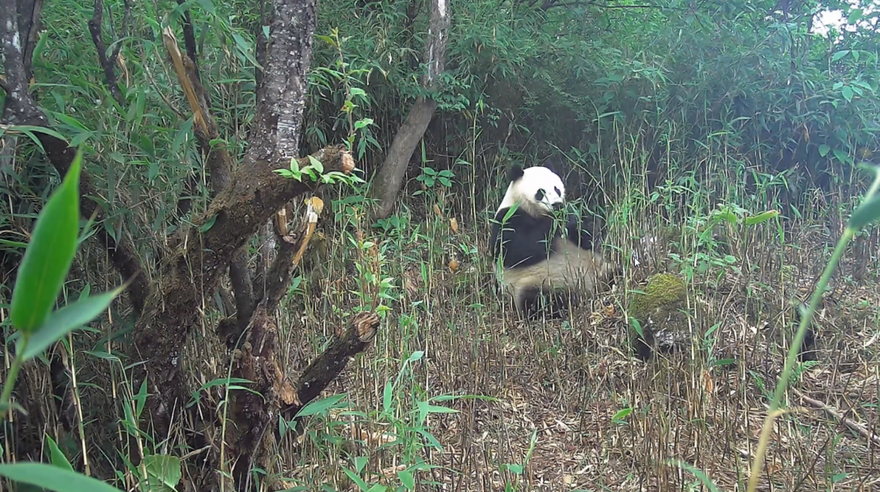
[498,166,566,217]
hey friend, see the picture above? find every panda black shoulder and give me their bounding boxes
[490,206,556,269]
[564,213,596,250]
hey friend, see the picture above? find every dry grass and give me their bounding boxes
[4,171,880,492]
[269,203,880,491]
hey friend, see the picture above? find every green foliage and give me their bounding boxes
[22,286,126,359]
[274,154,363,187]
[44,434,74,472]
[10,151,82,333]
[1,149,126,490]
[279,351,494,490]
[0,463,124,492]
[748,166,880,491]
[415,167,454,189]
[142,454,182,492]
[6,0,880,490]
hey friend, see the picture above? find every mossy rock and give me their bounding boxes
[630,273,687,320]
[629,272,689,359]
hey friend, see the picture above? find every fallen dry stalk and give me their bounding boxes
[795,388,880,447]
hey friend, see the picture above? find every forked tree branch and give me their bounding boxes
[162,23,251,320]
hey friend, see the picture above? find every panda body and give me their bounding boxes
[490,165,614,317]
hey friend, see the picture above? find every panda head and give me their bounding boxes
[498,165,566,217]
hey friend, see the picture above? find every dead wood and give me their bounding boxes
[3,3,373,491]
[220,196,324,347]
[795,389,880,447]
[287,311,380,417]
[135,0,331,447]
[162,26,232,191]
[229,310,379,490]
[163,24,247,325]
[262,196,324,310]
[133,146,352,427]
[174,0,203,91]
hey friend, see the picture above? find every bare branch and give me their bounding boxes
[796,389,880,447]
[174,0,202,90]
[162,26,232,191]
[284,311,380,418]
[88,0,125,106]
[229,247,255,326]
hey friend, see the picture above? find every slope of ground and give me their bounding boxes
[275,212,880,491]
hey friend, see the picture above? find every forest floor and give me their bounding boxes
[274,215,880,491]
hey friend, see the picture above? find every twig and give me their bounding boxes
[795,389,880,447]
[88,0,125,106]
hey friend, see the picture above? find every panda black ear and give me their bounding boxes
[507,166,524,182]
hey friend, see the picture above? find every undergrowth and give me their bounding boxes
[3,0,880,490]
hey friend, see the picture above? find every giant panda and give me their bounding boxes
[489,165,616,318]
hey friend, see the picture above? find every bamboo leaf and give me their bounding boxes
[0,462,125,492]
[22,286,125,360]
[744,210,779,227]
[44,434,74,471]
[10,150,83,334]
[849,195,880,231]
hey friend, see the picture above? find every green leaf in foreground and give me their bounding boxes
[22,286,125,359]
[143,454,182,492]
[666,459,721,492]
[848,194,880,231]
[294,393,348,418]
[0,462,125,492]
[45,434,74,471]
[10,150,83,333]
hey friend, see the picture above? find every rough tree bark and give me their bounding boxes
[2,0,380,490]
[370,0,450,219]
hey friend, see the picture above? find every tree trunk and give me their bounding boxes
[370,0,450,219]
[1,1,380,490]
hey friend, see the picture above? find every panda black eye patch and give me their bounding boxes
[554,187,561,195]
[534,189,545,201]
